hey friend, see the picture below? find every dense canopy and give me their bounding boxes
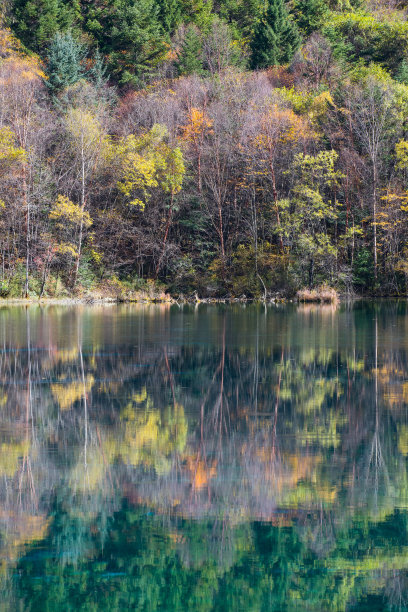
[0,0,408,298]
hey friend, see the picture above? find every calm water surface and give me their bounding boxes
[1,301,408,610]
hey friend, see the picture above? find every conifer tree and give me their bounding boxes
[176,24,204,76]
[215,0,263,39]
[11,0,79,50]
[86,0,166,86]
[88,48,108,89]
[45,32,85,94]
[179,0,213,30]
[396,60,408,85]
[157,0,182,35]
[250,0,300,69]
[292,0,329,37]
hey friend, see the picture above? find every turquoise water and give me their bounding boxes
[1,302,408,610]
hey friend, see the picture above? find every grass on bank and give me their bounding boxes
[296,286,339,304]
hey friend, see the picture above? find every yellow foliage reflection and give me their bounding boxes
[51,375,95,411]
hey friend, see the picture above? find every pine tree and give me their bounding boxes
[250,0,300,69]
[45,32,85,94]
[396,60,408,85]
[11,0,79,51]
[176,24,204,76]
[88,48,108,89]
[292,0,329,37]
[157,0,183,35]
[179,0,213,30]
[215,0,263,39]
[85,0,167,86]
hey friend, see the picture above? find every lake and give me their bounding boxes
[1,301,408,611]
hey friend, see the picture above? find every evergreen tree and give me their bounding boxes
[157,0,183,35]
[292,0,329,37]
[45,32,85,94]
[250,0,300,69]
[179,0,213,30]
[176,24,204,76]
[396,59,408,85]
[84,0,167,86]
[88,48,108,89]
[11,0,79,51]
[215,0,264,39]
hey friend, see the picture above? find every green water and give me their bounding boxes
[1,302,408,610]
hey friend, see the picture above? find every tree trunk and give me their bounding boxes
[269,159,284,254]
[373,164,378,283]
[23,164,29,298]
[155,192,174,279]
[39,248,53,298]
[197,148,202,194]
[73,142,86,289]
[218,197,226,281]
[309,257,314,288]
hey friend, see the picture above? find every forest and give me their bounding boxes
[1,0,408,298]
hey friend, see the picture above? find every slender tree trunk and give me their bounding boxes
[155,192,174,279]
[23,164,29,298]
[75,215,84,288]
[39,248,53,298]
[197,147,202,194]
[252,196,267,300]
[309,257,314,288]
[351,216,355,270]
[269,159,284,253]
[218,202,225,259]
[74,142,86,289]
[217,196,226,281]
[373,163,378,282]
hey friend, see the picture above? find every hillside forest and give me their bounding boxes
[2,0,408,298]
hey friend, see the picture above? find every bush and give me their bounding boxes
[7,263,26,297]
[0,281,9,298]
[77,256,98,290]
[168,255,197,295]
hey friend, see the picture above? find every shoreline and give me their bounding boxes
[0,294,402,306]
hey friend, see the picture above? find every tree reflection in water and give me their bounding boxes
[0,303,408,609]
